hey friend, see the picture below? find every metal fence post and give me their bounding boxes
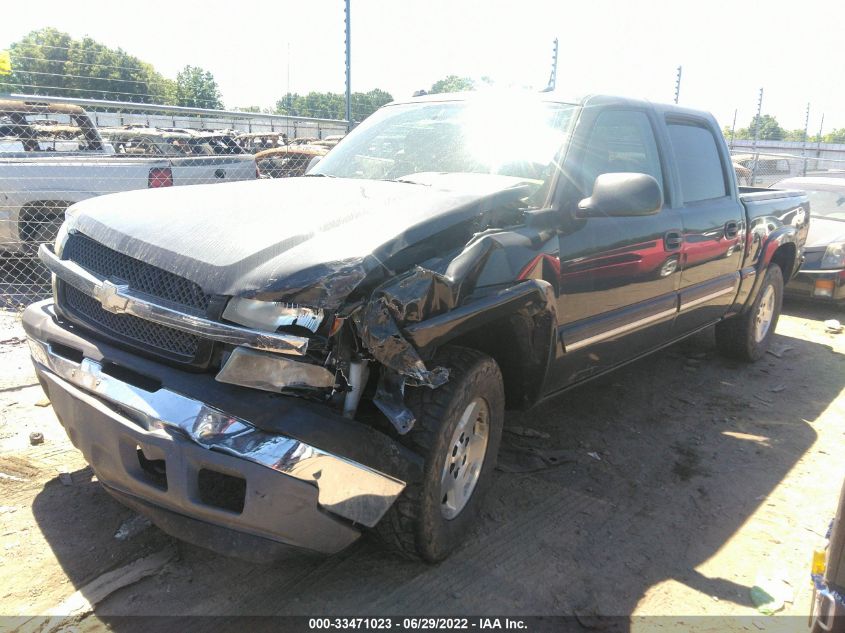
[802,102,810,177]
[750,88,763,186]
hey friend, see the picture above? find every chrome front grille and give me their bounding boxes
[58,233,212,364]
[63,285,200,359]
[62,233,212,313]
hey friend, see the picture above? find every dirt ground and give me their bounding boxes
[1,299,844,632]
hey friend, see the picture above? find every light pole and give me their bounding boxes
[344,0,352,130]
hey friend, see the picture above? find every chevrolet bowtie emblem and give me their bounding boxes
[94,280,130,314]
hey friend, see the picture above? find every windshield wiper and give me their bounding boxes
[303,173,336,177]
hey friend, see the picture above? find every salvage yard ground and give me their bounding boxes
[1,300,843,632]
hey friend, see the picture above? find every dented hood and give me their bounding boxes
[66,175,527,308]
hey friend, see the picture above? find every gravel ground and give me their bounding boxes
[0,299,843,633]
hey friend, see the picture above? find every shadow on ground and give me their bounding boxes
[28,303,845,632]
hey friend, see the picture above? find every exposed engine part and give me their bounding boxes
[343,359,370,418]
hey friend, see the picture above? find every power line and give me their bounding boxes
[3,82,222,106]
[10,54,166,75]
[9,69,165,86]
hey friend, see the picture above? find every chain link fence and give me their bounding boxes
[0,95,348,310]
[5,91,845,312]
[730,149,845,187]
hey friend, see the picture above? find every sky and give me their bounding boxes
[2,0,843,132]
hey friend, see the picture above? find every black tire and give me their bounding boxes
[716,264,783,362]
[375,346,504,562]
[25,213,64,256]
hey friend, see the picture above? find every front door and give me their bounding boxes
[549,108,683,389]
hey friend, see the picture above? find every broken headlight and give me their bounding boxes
[222,297,324,333]
[821,242,845,269]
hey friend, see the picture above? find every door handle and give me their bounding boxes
[664,230,683,251]
[214,169,226,179]
[724,221,739,239]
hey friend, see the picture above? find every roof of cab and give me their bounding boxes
[387,90,717,121]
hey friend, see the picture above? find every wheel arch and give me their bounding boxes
[18,200,73,244]
[736,227,800,316]
[404,279,558,409]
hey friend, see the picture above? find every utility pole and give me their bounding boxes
[802,102,810,176]
[344,0,352,130]
[543,38,559,92]
[750,88,763,185]
[815,113,825,173]
[673,66,682,104]
[729,109,737,150]
[286,42,291,115]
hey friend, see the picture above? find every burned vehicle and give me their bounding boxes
[25,92,808,562]
[255,144,328,178]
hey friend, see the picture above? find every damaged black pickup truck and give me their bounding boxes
[25,92,809,562]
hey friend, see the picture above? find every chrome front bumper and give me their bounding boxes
[24,301,411,555]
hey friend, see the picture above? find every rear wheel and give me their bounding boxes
[716,264,783,361]
[375,346,504,562]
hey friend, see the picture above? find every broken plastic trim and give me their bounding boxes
[222,298,324,333]
[373,369,416,435]
[357,233,505,390]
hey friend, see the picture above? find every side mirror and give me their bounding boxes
[578,172,663,217]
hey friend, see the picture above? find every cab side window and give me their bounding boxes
[666,122,727,203]
[580,110,663,196]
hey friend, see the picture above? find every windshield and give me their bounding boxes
[312,96,577,204]
[802,188,845,221]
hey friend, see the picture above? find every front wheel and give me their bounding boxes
[375,346,504,562]
[715,264,784,361]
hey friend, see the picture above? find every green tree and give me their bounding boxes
[0,28,176,104]
[735,114,786,141]
[783,129,810,142]
[429,75,475,94]
[275,89,393,122]
[175,65,223,109]
[824,129,845,144]
[0,28,73,96]
[349,88,394,120]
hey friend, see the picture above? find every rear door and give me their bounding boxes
[663,117,744,332]
[549,107,684,388]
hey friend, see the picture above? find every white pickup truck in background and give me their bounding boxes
[0,100,256,256]
[99,127,257,186]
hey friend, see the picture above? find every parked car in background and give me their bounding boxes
[732,153,794,187]
[0,99,110,156]
[733,162,751,186]
[100,127,257,186]
[27,92,809,563]
[255,144,328,178]
[311,134,345,149]
[235,132,287,154]
[772,177,845,304]
[0,101,170,254]
[157,128,245,156]
[99,127,192,156]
